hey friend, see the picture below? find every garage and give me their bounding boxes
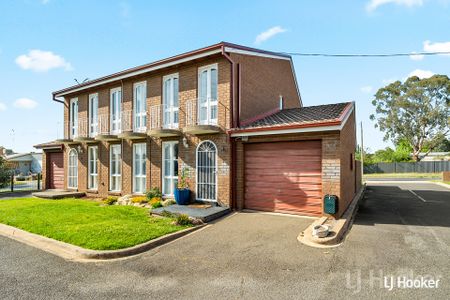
[244,140,322,216]
[47,151,64,189]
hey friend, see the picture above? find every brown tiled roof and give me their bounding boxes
[241,102,351,129]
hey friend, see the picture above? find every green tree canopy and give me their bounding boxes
[0,156,12,188]
[370,75,450,161]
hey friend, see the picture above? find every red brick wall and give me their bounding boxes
[58,56,232,205]
[41,151,47,189]
[229,53,301,122]
[55,52,302,209]
[338,110,357,217]
[355,160,362,193]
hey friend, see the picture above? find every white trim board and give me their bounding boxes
[224,47,291,60]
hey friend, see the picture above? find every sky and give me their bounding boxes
[0,0,449,153]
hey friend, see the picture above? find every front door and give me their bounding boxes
[196,141,217,201]
[47,152,64,189]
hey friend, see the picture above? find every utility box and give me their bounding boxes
[324,194,338,214]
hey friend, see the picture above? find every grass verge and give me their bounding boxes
[0,198,190,250]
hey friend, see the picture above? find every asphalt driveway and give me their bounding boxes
[0,182,449,299]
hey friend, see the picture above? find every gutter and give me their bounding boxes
[53,94,65,104]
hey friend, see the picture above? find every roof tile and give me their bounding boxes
[242,102,350,129]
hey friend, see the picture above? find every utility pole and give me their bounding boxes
[360,122,364,177]
[10,129,15,150]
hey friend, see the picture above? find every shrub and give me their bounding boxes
[0,156,11,188]
[103,196,118,205]
[175,214,192,226]
[131,196,148,204]
[146,187,162,201]
[150,197,162,209]
[178,167,189,189]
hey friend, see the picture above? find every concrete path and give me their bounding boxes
[0,183,449,299]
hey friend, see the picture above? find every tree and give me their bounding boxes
[425,138,450,152]
[0,156,11,188]
[370,75,450,161]
[356,140,412,165]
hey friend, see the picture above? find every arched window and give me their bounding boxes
[68,148,78,189]
[196,141,217,201]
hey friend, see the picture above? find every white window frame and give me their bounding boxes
[162,141,179,197]
[133,143,147,194]
[196,140,218,202]
[88,146,98,190]
[198,64,218,125]
[89,93,99,138]
[133,81,147,133]
[69,98,79,139]
[68,148,78,189]
[110,87,122,135]
[109,144,122,192]
[162,73,179,129]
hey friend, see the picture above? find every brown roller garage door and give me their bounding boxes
[244,140,322,216]
[47,152,64,189]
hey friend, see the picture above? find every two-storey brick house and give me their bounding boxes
[36,42,359,218]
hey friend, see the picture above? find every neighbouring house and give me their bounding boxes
[35,42,360,218]
[418,152,450,161]
[0,146,15,158]
[5,152,43,175]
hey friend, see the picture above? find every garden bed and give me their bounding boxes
[0,197,191,250]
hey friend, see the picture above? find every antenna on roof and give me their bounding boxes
[74,78,89,85]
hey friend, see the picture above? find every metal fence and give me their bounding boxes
[0,174,42,193]
[364,161,450,174]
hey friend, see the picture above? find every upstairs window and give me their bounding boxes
[110,87,122,134]
[69,98,78,138]
[198,64,218,125]
[133,82,147,132]
[89,93,98,137]
[163,73,179,129]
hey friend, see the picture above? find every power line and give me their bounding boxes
[282,51,450,57]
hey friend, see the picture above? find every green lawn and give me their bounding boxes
[363,172,442,179]
[0,198,189,250]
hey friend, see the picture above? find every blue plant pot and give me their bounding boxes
[174,188,190,205]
